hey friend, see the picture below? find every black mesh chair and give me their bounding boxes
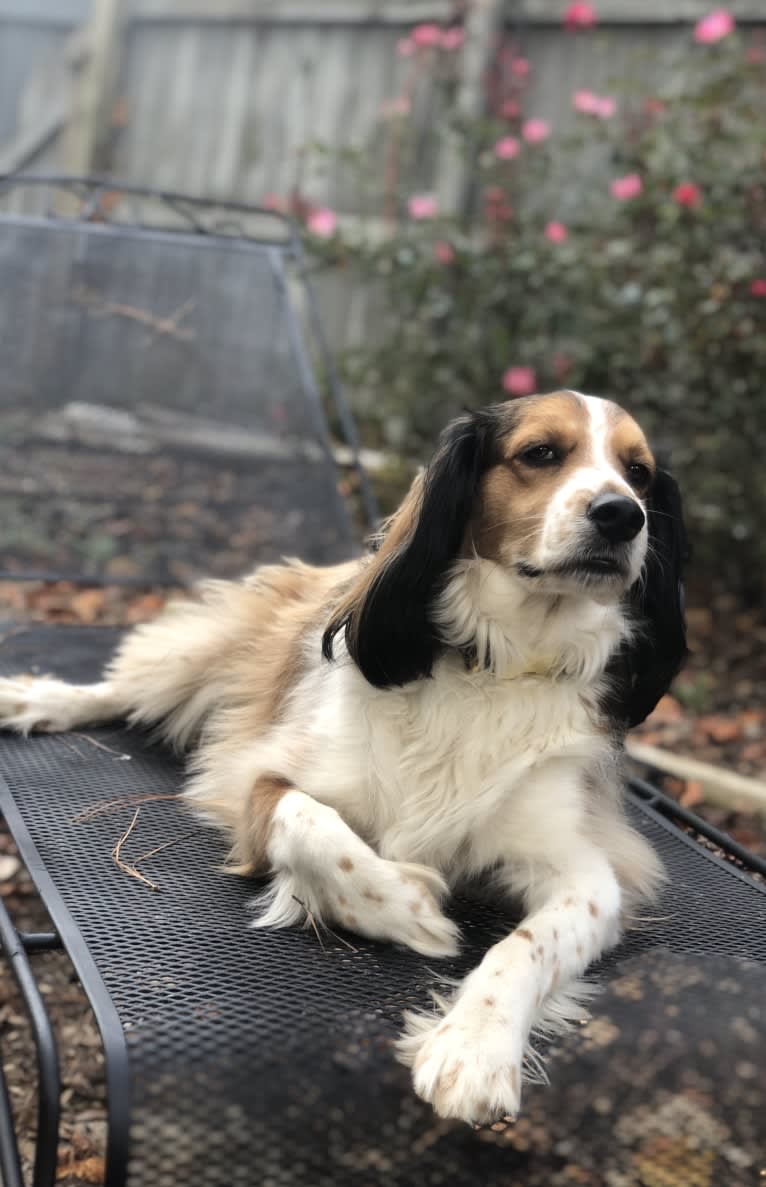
[1,178,764,1187]
[0,176,374,583]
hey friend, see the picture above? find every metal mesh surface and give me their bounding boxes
[0,213,355,581]
[1,627,765,1187]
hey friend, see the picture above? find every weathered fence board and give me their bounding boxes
[0,0,87,23]
[0,23,69,143]
[129,0,766,23]
[1,0,764,354]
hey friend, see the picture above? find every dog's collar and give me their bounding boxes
[461,647,571,680]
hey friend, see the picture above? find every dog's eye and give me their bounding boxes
[520,444,559,466]
[626,462,651,486]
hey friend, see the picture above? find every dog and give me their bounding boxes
[0,390,687,1126]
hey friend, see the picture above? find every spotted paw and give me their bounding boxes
[330,856,460,959]
[397,998,524,1125]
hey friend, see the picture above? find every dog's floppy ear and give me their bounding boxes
[322,412,492,687]
[607,468,689,729]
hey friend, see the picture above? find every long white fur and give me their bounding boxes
[0,393,663,1126]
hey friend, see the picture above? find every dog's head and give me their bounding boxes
[323,391,687,722]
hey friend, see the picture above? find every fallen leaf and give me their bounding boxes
[67,1127,99,1159]
[123,592,167,623]
[741,710,764,739]
[55,1154,106,1184]
[685,607,713,634]
[698,716,742,744]
[648,695,684,724]
[69,589,107,624]
[0,583,29,612]
[635,730,664,746]
[679,780,705,808]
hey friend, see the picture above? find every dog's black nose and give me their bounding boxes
[587,493,645,543]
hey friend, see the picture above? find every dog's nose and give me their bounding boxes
[587,493,645,543]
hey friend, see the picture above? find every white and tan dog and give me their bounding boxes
[0,391,687,1126]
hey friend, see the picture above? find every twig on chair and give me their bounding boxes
[292,895,326,951]
[72,792,182,824]
[110,808,160,892]
[325,927,359,954]
[72,284,196,345]
[70,732,132,760]
[132,828,202,865]
[290,895,359,953]
[53,735,88,760]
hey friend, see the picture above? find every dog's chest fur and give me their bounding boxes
[296,647,610,873]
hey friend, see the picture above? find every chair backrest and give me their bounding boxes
[0,178,367,584]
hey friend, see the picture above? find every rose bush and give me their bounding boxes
[301,8,766,593]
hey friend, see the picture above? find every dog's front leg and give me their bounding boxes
[397,841,622,1125]
[252,788,460,959]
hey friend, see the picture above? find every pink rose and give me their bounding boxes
[408,193,438,219]
[500,99,520,119]
[494,136,521,160]
[522,118,551,143]
[572,89,601,114]
[511,58,531,77]
[502,366,537,397]
[572,90,616,118]
[594,96,616,118]
[440,27,465,51]
[397,37,415,58]
[694,9,735,43]
[545,221,568,243]
[306,207,337,237]
[433,240,455,265]
[412,23,442,48]
[673,182,702,208]
[610,173,643,201]
[750,279,766,297]
[563,2,597,30]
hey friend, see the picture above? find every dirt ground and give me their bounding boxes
[0,579,764,1185]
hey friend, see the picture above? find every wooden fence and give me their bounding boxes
[1,0,764,345]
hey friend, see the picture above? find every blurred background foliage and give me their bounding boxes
[300,18,766,599]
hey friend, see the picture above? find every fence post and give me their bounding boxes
[436,0,505,220]
[59,0,124,182]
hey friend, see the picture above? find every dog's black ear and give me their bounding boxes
[322,412,492,687]
[606,468,689,729]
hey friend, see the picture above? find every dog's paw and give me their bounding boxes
[332,858,460,959]
[252,855,459,959]
[0,676,67,734]
[256,793,460,959]
[397,998,523,1125]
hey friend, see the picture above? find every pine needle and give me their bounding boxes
[70,733,132,760]
[110,808,159,892]
[133,829,201,865]
[72,792,182,824]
